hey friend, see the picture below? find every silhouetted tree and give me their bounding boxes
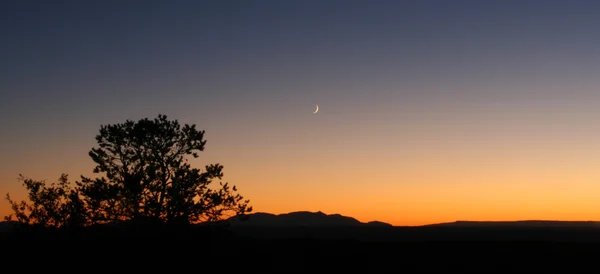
[4,174,86,228]
[77,114,252,225]
[4,114,252,230]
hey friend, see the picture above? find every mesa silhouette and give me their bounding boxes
[423,220,600,228]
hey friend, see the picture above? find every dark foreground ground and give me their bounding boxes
[2,225,599,273]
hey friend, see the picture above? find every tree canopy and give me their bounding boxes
[4,114,251,228]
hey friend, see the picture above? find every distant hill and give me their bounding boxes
[224,211,393,227]
[225,213,600,229]
[0,212,391,230]
[4,217,600,231]
[423,220,600,228]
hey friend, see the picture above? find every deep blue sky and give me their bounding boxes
[3,0,600,225]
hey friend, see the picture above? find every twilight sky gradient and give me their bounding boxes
[2,0,600,226]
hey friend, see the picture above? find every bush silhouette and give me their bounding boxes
[5,173,85,228]
[4,114,252,229]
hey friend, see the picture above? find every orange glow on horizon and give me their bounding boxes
[3,132,600,226]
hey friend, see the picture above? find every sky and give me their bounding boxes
[2,0,600,226]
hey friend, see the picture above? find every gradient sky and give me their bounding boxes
[2,0,600,226]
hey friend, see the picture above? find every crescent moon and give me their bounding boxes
[313,104,319,114]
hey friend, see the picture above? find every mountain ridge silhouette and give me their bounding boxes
[4,213,600,230]
[224,210,393,227]
[3,212,600,230]
[224,211,600,228]
[423,220,600,228]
